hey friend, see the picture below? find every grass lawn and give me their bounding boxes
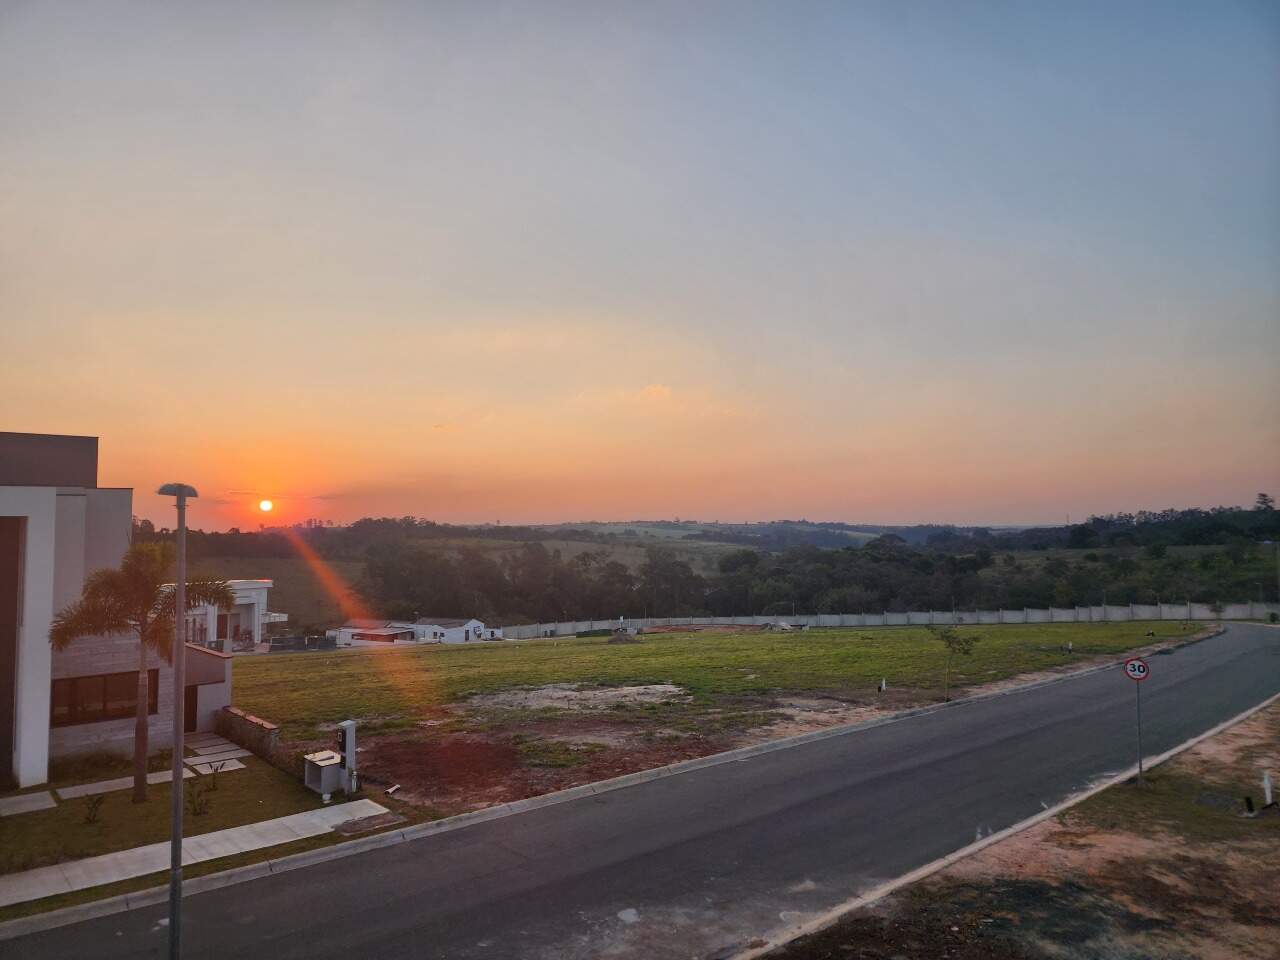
[234,621,1201,740]
[0,757,325,876]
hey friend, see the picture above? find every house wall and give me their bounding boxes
[46,484,153,763]
[49,644,176,760]
[231,583,270,645]
[441,620,484,644]
[0,487,57,787]
[0,516,22,789]
[53,491,87,613]
[82,488,131,576]
[0,433,97,487]
[195,681,230,733]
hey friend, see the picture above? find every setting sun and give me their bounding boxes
[258,499,273,512]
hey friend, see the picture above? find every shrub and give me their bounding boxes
[186,779,212,817]
[83,794,105,824]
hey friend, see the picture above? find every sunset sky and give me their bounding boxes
[3,2,1277,531]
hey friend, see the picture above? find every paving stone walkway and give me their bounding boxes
[0,792,56,817]
[190,758,246,776]
[184,748,252,766]
[49,736,249,801]
[0,798,389,908]
[54,769,196,801]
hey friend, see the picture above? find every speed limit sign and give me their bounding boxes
[1124,657,1149,682]
[1124,657,1150,781]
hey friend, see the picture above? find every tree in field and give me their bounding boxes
[50,543,233,803]
[929,625,979,702]
[1256,492,1275,512]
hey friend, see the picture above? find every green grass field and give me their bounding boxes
[0,757,323,876]
[233,622,1201,740]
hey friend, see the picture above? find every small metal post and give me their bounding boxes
[1135,679,1144,784]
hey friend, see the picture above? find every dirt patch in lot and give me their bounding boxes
[359,735,523,808]
[467,683,689,711]
[359,721,732,812]
[768,702,1280,960]
[736,691,920,744]
[356,684,927,813]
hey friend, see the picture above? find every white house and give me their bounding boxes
[331,619,417,646]
[0,431,255,788]
[414,618,501,643]
[331,617,502,646]
[185,579,275,652]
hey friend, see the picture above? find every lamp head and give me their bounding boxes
[157,483,199,499]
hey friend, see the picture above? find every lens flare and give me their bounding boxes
[279,527,368,621]
[277,526,434,708]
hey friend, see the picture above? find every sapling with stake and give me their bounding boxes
[929,626,980,702]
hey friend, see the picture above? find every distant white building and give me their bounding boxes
[414,618,501,644]
[331,617,502,646]
[331,619,415,646]
[184,579,276,652]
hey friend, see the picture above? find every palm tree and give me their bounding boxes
[50,542,234,803]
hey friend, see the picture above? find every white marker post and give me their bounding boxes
[1124,657,1150,783]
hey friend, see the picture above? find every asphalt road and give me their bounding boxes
[11,624,1279,960]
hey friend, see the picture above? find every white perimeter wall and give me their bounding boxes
[498,602,1280,639]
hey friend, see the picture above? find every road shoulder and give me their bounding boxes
[759,698,1280,960]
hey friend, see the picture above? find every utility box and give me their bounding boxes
[303,719,358,802]
[303,750,343,801]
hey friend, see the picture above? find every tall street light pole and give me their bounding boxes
[158,483,197,960]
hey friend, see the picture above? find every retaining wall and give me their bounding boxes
[215,705,301,776]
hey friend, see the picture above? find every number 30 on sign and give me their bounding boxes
[1124,658,1149,682]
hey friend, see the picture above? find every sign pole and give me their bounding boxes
[1135,678,1143,784]
[1123,657,1149,785]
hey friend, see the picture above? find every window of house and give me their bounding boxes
[50,670,159,726]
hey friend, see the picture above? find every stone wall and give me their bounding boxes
[215,705,301,777]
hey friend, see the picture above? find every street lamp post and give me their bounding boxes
[158,483,197,960]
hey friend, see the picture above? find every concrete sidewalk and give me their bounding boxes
[55,769,196,801]
[0,799,388,909]
[0,792,56,817]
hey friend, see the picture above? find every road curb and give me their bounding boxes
[0,622,1233,941]
[728,684,1280,960]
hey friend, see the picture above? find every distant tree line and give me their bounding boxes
[921,495,1279,553]
[132,515,620,561]
[135,496,1278,623]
